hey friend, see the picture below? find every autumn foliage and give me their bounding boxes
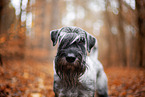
[106,67,145,97]
[0,60,54,97]
[0,60,145,97]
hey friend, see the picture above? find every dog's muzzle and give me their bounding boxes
[66,53,76,63]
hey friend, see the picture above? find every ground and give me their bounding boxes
[0,59,145,97]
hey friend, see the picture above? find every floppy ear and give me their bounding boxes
[85,33,96,53]
[50,29,59,46]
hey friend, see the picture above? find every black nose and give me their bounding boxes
[66,53,76,63]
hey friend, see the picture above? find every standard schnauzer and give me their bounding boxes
[50,27,108,97]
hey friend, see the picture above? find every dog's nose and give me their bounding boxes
[66,53,76,63]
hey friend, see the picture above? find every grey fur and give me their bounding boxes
[50,27,108,97]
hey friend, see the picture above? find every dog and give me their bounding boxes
[50,27,108,97]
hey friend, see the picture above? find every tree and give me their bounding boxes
[136,0,145,67]
[0,54,2,66]
[118,0,127,66]
[50,0,60,30]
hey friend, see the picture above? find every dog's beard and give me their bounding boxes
[55,55,86,88]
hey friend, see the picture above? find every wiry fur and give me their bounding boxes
[50,27,108,97]
[55,49,86,88]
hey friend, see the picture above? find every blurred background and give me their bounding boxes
[0,0,145,97]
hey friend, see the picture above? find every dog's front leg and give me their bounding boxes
[96,70,108,97]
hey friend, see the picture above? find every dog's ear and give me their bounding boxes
[50,29,59,46]
[85,33,96,53]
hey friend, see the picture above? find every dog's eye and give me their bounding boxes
[78,38,85,44]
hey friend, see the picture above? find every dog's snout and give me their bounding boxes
[66,53,76,63]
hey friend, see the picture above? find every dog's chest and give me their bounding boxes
[54,80,95,97]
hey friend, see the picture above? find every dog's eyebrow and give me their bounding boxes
[58,33,66,45]
[70,35,81,45]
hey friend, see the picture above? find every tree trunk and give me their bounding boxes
[104,0,113,66]
[136,0,145,67]
[0,54,3,66]
[50,0,59,30]
[118,0,127,66]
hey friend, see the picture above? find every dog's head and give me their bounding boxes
[50,27,96,87]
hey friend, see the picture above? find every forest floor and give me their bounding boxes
[0,59,145,97]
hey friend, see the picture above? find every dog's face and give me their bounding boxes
[50,27,96,86]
